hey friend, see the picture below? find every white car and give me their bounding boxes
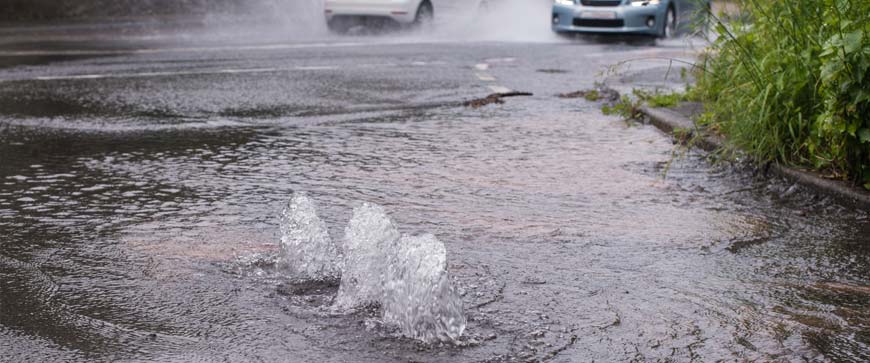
[324,0,435,33]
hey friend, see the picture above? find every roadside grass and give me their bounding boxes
[633,89,690,108]
[601,94,642,120]
[694,0,870,188]
[601,89,688,118]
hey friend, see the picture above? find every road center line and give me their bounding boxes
[488,85,513,94]
[475,73,496,82]
[484,57,516,64]
[293,66,339,71]
[219,67,279,74]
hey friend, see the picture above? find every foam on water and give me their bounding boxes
[278,192,342,281]
[334,202,401,308]
[383,234,466,342]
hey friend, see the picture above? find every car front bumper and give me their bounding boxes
[324,0,418,24]
[551,3,667,36]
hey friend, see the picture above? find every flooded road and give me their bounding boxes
[0,32,868,362]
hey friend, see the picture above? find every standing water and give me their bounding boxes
[0,38,867,361]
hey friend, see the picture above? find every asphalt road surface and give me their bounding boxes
[1,18,868,363]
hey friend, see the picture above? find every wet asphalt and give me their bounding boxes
[1,19,868,363]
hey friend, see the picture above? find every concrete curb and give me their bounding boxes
[639,104,870,210]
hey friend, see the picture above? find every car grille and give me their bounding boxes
[580,0,623,6]
[573,18,625,28]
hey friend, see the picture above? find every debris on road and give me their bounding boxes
[464,91,533,108]
[536,69,569,74]
[558,86,619,102]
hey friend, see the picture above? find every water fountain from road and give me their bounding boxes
[383,234,466,342]
[334,202,401,308]
[279,192,343,281]
[280,197,466,342]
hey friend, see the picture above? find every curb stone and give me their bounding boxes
[638,103,870,210]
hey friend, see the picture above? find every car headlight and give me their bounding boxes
[630,0,662,6]
[554,0,575,5]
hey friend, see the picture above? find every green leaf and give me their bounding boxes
[843,31,863,54]
[865,183,870,190]
[839,19,854,31]
[820,61,842,82]
[859,128,870,143]
[820,45,836,58]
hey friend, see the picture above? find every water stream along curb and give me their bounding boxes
[638,103,870,210]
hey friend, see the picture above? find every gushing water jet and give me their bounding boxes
[335,202,401,308]
[279,192,342,281]
[383,234,466,342]
[278,196,466,342]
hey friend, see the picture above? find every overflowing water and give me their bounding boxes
[383,234,466,342]
[334,202,402,309]
[278,192,342,281]
[433,0,559,42]
[279,196,467,342]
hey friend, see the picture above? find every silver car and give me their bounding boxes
[552,0,710,38]
[325,0,432,31]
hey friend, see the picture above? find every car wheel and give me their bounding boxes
[413,1,434,27]
[660,6,676,39]
[327,18,350,34]
[478,0,490,12]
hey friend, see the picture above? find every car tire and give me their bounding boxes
[659,5,676,39]
[412,1,434,27]
[477,0,490,12]
[327,18,350,34]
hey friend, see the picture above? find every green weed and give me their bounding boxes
[583,89,601,102]
[602,95,643,120]
[633,89,687,108]
[694,0,870,187]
